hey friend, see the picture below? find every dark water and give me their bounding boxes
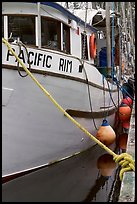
[2,143,121,202]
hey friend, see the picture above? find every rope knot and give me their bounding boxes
[113,153,135,181]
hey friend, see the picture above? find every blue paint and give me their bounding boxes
[101,119,109,126]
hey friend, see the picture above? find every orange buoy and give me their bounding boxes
[96,119,116,146]
[97,154,116,177]
[118,133,128,150]
[118,103,131,121]
[89,33,97,59]
[122,96,133,107]
[122,120,130,130]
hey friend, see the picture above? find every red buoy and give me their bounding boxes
[96,119,116,146]
[118,133,128,150]
[122,120,130,130]
[119,103,131,121]
[97,154,116,177]
[122,96,133,107]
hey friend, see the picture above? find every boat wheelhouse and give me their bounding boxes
[2,2,98,63]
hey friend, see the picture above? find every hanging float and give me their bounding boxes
[96,119,116,146]
[122,120,130,132]
[118,133,128,150]
[118,103,131,122]
[122,96,133,107]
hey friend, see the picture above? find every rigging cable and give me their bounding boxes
[82,2,98,130]
[102,75,107,119]
[83,66,98,130]
[16,41,31,77]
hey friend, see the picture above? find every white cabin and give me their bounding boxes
[2,2,98,64]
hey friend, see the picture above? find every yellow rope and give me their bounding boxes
[113,153,135,180]
[2,37,135,181]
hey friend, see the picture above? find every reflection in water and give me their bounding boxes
[82,175,109,202]
[83,153,118,202]
[2,145,120,202]
[97,153,116,177]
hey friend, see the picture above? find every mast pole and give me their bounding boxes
[117,3,122,81]
[105,2,111,70]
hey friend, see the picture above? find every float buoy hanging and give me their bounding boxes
[89,33,96,59]
[96,119,116,146]
[97,154,116,177]
[118,103,131,122]
[118,133,128,150]
[122,96,133,107]
[122,120,130,132]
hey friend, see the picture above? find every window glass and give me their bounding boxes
[8,15,35,45]
[41,17,61,51]
[63,24,70,54]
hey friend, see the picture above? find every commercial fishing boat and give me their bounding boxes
[2,2,122,200]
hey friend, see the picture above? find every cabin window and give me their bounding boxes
[41,17,61,51]
[8,15,35,45]
[2,16,4,37]
[63,24,70,54]
[81,33,88,60]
